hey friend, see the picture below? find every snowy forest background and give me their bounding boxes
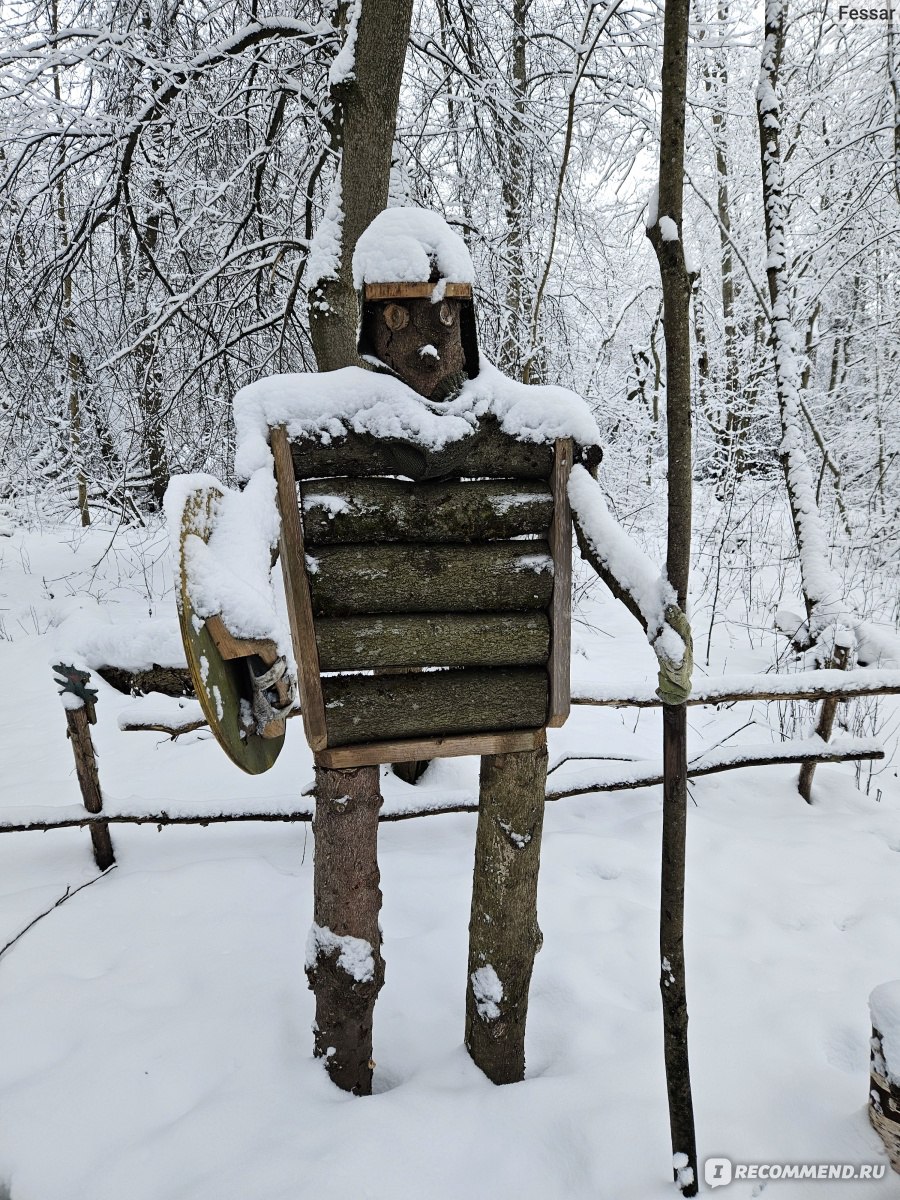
[1,1,900,1197]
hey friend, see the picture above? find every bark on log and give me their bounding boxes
[322,668,548,746]
[290,418,554,482]
[97,664,193,697]
[302,478,552,545]
[63,703,115,870]
[465,742,548,1084]
[316,612,550,671]
[306,764,385,1095]
[309,541,553,617]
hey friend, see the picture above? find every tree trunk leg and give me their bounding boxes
[306,764,385,1096]
[798,642,849,803]
[465,740,547,1085]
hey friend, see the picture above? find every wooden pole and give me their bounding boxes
[798,642,850,802]
[465,740,547,1084]
[306,764,385,1095]
[62,699,115,871]
[646,0,698,1184]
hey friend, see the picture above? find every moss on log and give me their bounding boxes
[308,541,553,617]
[322,668,548,746]
[290,417,554,481]
[302,478,552,544]
[316,612,550,671]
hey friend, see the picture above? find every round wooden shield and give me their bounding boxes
[176,485,285,775]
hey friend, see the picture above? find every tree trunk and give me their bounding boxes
[51,0,90,527]
[756,0,845,639]
[306,763,385,1095]
[307,0,414,371]
[646,0,699,1187]
[704,2,744,476]
[498,0,531,378]
[465,741,547,1084]
[302,0,412,1088]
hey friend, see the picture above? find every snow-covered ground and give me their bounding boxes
[0,512,899,1198]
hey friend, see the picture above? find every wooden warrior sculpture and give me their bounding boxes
[168,207,690,1096]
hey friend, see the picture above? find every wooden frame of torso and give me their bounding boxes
[268,424,573,769]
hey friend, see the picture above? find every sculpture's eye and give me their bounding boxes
[383,304,409,331]
[439,302,454,326]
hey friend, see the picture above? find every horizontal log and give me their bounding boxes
[301,478,552,544]
[308,541,553,617]
[97,664,193,697]
[0,735,881,832]
[316,612,550,671]
[572,666,900,708]
[120,719,208,736]
[322,667,549,746]
[291,417,554,482]
[545,736,884,800]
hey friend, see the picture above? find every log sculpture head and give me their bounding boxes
[354,208,480,401]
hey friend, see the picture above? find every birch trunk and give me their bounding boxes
[756,0,846,639]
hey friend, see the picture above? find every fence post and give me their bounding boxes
[54,665,115,870]
[798,642,850,803]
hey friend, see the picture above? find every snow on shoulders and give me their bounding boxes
[234,367,478,477]
[453,359,602,449]
[352,206,474,289]
[234,360,601,480]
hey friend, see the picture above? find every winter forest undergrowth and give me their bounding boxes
[1,0,900,1196]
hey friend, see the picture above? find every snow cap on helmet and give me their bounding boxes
[353,206,479,377]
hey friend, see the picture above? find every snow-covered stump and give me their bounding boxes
[869,983,900,1174]
[465,742,547,1084]
[306,764,385,1096]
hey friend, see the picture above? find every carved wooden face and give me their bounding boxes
[369,297,467,401]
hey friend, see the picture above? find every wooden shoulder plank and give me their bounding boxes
[547,438,573,727]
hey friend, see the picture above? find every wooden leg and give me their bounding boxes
[465,740,547,1084]
[306,764,385,1095]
